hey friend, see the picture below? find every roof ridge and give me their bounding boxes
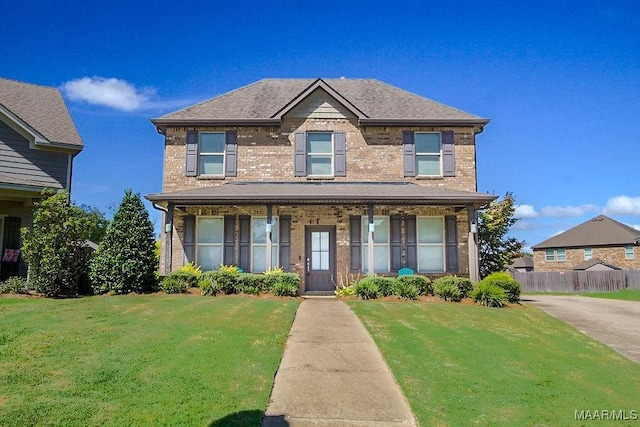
[0,76,59,92]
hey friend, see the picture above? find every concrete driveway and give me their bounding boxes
[524,295,640,364]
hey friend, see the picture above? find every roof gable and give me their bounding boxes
[0,77,83,149]
[532,215,640,249]
[151,78,489,131]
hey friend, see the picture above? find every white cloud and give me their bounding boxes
[515,204,539,218]
[61,76,157,112]
[604,195,640,216]
[539,204,600,218]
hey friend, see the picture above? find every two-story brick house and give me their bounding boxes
[0,77,83,279]
[146,78,495,293]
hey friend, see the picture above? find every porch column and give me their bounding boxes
[367,204,374,275]
[266,204,273,271]
[467,206,479,282]
[163,203,174,275]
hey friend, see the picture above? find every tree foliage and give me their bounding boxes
[78,204,110,244]
[90,190,158,294]
[20,191,91,297]
[478,192,525,278]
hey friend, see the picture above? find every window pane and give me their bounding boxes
[418,217,443,244]
[416,155,441,175]
[308,156,332,175]
[418,245,444,272]
[557,249,566,261]
[252,218,278,244]
[197,218,223,243]
[307,133,332,153]
[252,246,266,273]
[545,250,555,262]
[199,155,224,175]
[362,246,389,273]
[415,133,440,153]
[197,245,222,271]
[362,216,389,243]
[200,133,225,153]
[584,248,592,260]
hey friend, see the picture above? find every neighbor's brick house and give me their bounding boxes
[146,78,495,293]
[532,215,640,272]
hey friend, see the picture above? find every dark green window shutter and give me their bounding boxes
[185,131,198,176]
[442,131,455,177]
[279,215,291,272]
[294,131,306,177]
[183,215,195,264]
[238,215,251,271]
[402,131,415,177]
[390,215,402,272]
[225,131,237,177]
[405,215,417,270]
[334,131,346,177]
[445,215,458,273]
[223,215,235,265]
[350,215,361,272]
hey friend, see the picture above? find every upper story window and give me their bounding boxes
[625,245,635,260]
[584,247,592,260]
[294,131,346,178]
[185,131,237,178]
[403,131,455,177]
[545,249,566,262]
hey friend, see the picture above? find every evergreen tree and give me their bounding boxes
[478,192,525,278]
[21,191,91,297]
[90,190,157,294]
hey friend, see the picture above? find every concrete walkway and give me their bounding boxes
[525,295,640,364]
[262,298,417,426]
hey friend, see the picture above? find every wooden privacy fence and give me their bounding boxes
[512,270,640,293]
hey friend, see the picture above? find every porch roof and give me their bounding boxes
[146,181,496,208]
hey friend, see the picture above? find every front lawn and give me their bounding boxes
[348,301,640,426]
[0,295,299,426]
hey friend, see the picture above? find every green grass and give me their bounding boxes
[524,289,640,301]
[348,301,640,426]
[0,295,299,426]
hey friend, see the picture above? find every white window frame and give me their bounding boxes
[545,249,566,262]
[306,132,334,178]
[195,216,224,271]
[199,132,226,177]
[361,215,390,273]
[416,216,445,273]
[251,216,279,273]
[584,247,592,260]
[415,132,442,177]
[625,245,635,260]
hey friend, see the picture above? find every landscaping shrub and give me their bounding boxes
[241,285,261,295]
[334,285,356,297]
[434,280,462,302]
[481,272,521,303]
[160,272,191,294]
[369,277,396,297]
[433,275,473,298]
[396,275,432,295]
[393,280,419,300]
[354,278,380,300]
[268,272,299,296]
[270,281,298,297]
[0,276,29,294]
[238,273,266,292]
[201,269,239,295]
[198,273,219,296]
[178,262,202,277]
[470,282,505,307]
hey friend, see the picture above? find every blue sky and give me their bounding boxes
[2,0,639,249]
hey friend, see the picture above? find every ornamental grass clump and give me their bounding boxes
[481,272,521,303]
[433,277,462,302]
[470,282,506,307]
[354,278,381,300]
[396,274,433,295]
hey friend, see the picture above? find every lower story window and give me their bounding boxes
[251,217,279,272]
[196,217,224,271]
[417,217,445,273]
[362,216,389,273]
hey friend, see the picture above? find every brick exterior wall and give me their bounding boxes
[533,246,640,271]
[167,205,471,292]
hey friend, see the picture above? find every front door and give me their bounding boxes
[304,226,336,292]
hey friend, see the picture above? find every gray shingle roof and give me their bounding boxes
[146,181,496,207]
[572,258,621,271]
[152,78,489,127]
[532,215,640,249]
[0,77,83,147]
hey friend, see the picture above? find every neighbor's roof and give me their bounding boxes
[532,215,640,249]
[509,257,534,269]
[151,78,489,130]
[146,181,496,207]
[0,77,83,148]
[572,258,621,271]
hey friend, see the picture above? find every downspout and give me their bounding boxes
[151,203,173,274]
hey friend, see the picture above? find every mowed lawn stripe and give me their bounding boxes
[348,301,640,426]
[0,295,299,426]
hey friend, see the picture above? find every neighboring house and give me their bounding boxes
[531,215,640,272]
[572,258,621,271]
[0,78,83,279]
[146,78,495,293]
[506,256,534,273]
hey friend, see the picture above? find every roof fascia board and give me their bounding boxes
[271,78,368,120]
[150,118,281,134]
[359,118,491,128]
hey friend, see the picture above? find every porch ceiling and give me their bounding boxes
[146,181,496,208]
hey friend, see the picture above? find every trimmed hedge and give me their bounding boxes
[481,272,521,303]
[397,275,433,296]
[196,268,299,297]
